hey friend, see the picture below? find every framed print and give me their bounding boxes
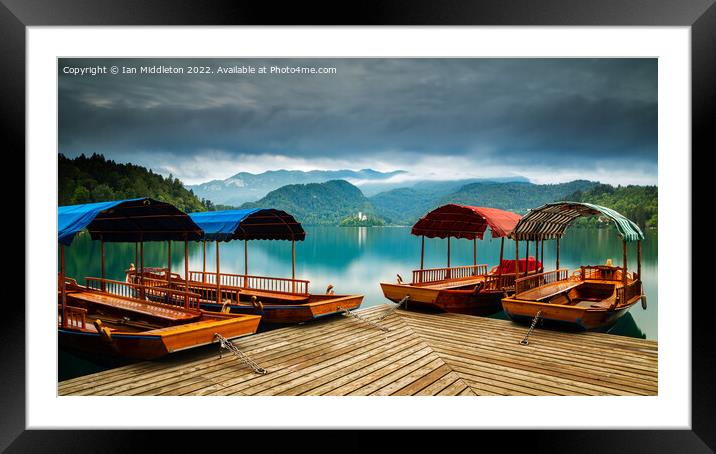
[7,0,712,451]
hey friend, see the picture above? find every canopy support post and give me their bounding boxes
[184,236,189,309]
[202,240,206,283]
[291,239,296,293]
[473,238,477,268]
[420,236,425,271]
[100,236,105,291]
[167,240,172,286]
[60,245,66,328]
[534,239,538,275]
[446,237,451,279]
[515,240,520,275]
[134,242,138,277]
[556,238,560,270]
[623,240,628,287]
[216,240,221,305]
[244,239,248,288]
[498,237,504,278]
[637,240,642,280]
[524,240,530,277]
[140,235,145,300]
[540,239,544,272]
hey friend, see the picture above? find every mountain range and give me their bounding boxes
[237,178,600,226]
[57,155,656,230]
[187,169,407,205]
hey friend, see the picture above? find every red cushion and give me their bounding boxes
[497,257,541,274]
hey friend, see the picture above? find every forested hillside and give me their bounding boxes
[58,153,208,213]
[371,180,598,225]
[562,184,658,229]
[240,180,377,225]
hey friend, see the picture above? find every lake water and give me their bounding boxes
[59,226,657,379]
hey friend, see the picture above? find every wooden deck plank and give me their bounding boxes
[128,318,406,396]
[392,363,454,396]
[58,307,388,393]
[64,313,393,396]
[299,340,431,396]
[58,304,658,397]
[371,358,446,396]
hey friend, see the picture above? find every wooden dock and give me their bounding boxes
[58,305,658,396]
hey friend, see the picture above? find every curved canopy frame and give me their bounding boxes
[510,201,644,242]
[58,197,204,246]
[411,204,522,240]
[189,208,306,242]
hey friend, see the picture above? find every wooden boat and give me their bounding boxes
[58,198,261,360]
[131,208,363,324]
[379,204,541,315]
[500,202,647,332]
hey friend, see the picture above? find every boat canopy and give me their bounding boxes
[189,208,306,242]
[510,202,644,242]
[411,204,522,240]
[58,197,204,246]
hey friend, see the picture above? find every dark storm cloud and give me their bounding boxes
[58,58,657,182]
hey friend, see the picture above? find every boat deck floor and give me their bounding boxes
[69,291,200,322]
[59,305,657,396]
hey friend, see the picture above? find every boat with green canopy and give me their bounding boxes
[130,208,364,324]
[58,198,261,360]
[500,201,647,332]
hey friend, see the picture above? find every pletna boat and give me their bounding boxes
[379,204,540,315]
[130,208,363,324]
[500,202,647,332]
[58,198,262,360]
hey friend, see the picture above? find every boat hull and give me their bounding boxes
[201,294,364,324]
[59,312,261,360]
[500,297,637,332]
[380,282,504,316]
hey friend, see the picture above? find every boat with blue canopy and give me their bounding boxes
[501,201,647,332]
[130,208,363,324]
[58,197,261,360]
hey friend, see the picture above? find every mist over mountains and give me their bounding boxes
[57,155,656,229]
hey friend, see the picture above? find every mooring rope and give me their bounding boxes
[214,333,268,375]
[375,295,410,322]
[519,310,543,346]
[338,296,410,333]
[338,306,391,332]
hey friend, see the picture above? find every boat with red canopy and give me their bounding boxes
[501,202,647,331]
[130,208,364,324]
[58,198,261,360]
[379,204,541,315]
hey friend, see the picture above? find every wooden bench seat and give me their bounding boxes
[516,280,582,302]
[70,291,200,322]
[416,276,485,290]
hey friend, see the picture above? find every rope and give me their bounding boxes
[376,295,410,322]
[214,333,268,375]
[338,296,410,332]
[338,306,390,332]
[519,310,543,346]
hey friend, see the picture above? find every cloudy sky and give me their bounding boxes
[58,58,657,186]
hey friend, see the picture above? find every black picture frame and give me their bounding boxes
[5,0,709,451]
